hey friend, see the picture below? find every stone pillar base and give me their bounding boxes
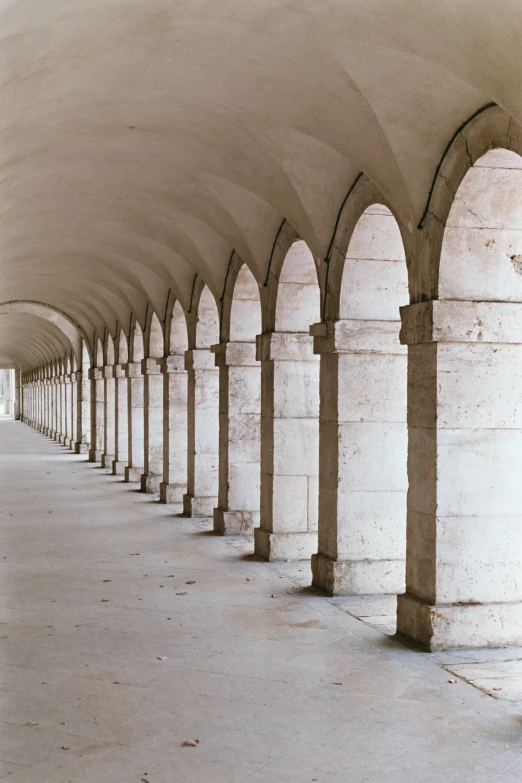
[140,473,161,494]
[254,529,317,561]
[74,441,89,455]
[101,453,115,469]
[64,437,73,449]
[311,553,405,596]
[397,592,522,651]
[159,482,184,511]
[183,494,218,518]
[112,460,127,476]
[213,509,259,536]
[49,430,57,440]
[58,435,66,445]
[124,466,143,483]
[88,448,103,463]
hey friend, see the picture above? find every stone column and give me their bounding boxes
[4,369,11,416]
[42,378,49,434]
[101,366,116,469]
[123,363,144,482]
[75,371,90,453]
[58,375,66,443]
[213,341,260,535]
[140,358,164,493]
[13,369,20,420]
[70,372,77,448]
[112,364,129,474]
[50,376,58,438]
[398,300,522,650]
[183,348,219,516]
[88,367,104,462]
[159,355,188,511]
[255,332,319,560]
[63,374,72,446]
[311,319,407,595]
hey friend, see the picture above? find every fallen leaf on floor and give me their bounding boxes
[157,656,168,661]
[182,738,199,747]
[102,579,111,583]
[448,679,458,684]
[141,778,149,783]
[101,599,109,602]
[61,746,70,750]
[332,682,343,686]
[0,635,8,640]
[113,681,120,685]
[271,594,276,598]
[47,511,53,514]
[186,580,196,585]
[245,577,252,581]
[25,722,38,726]
[176,591,187,596]
[491,687,503,691]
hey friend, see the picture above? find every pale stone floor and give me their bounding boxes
[1,419,522,781]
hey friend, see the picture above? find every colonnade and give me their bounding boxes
[16,109,522,652]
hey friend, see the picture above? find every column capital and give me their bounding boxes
[88,368,103,381]
[310,319,404,355]
[113,364,127,378]
[211,341,258,367]
[141,358,162,375]
[256,332,317,362]
[185,348,215,371]
[400,300,522,345]
[122,362,141,378]
[103,365,114,379]
[159,355,185,374]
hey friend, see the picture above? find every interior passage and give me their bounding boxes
[0,417,521,782]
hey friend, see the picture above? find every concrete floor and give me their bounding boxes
[1,419,522,782]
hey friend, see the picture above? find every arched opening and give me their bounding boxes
[141,312,164,493]
[102,335,116,470]
[133,323,144,363]
[214,265,262,535]
[149,312,164,359]
[79,339,91,452]
[89,338,106,462]
[313,205,409,597]
[398,147,522,649]
[256,240,321,561]
[161,301,189,509]
[124,322,145,482]
[184,286,220,516]
[113,331,129,474]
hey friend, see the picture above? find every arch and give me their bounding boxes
[81,340,91,370]
[131,321,145,363]
[414,104,522,301]
[196,286,220,348]
[229,265,261,342]
[117,330,129,364]
[340,204,408,319]
[147,311,164,359]
[440,148,522,301]
[275,240,321,332]
[106,334,115,365]
[168,300,188,355]
[95,338,104,368]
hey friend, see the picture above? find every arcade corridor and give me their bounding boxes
[0,417,521,781]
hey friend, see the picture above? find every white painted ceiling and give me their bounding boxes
[0,0,520,366]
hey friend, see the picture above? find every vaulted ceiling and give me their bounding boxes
[1,0,521,366]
